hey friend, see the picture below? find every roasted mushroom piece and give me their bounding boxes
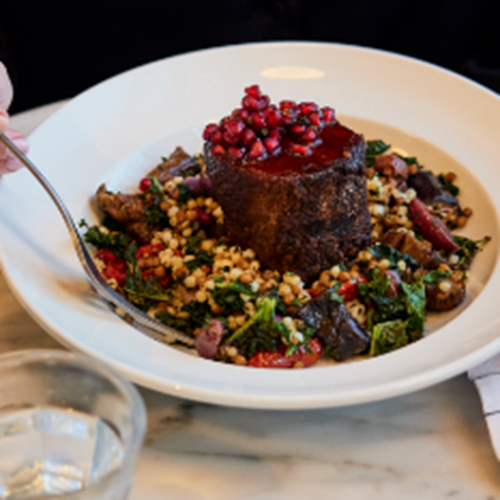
[297,290,370,361]
[147,146,202,184]
[407,171,457,206]
[425,281,466,311]
[380,228,444,270]
[95,184,152,244]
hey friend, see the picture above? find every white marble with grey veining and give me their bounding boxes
[1,103,500,500]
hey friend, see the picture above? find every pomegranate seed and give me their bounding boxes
[210,130,223,144]
[299,102,318,115]
[195,207,214,226]
[308,111,322,127]
[281,108,297,125]
[268,128,281,140]
[260,95,270,107]
[211,144,226,156]
[247,139,266,159]
[240,109,250,121]
[240,128,257,147]
[249,112,267,130]
[279,100,296,110]
[231,108,242,118]
[227,147,244,161]
[267,109,282,128]
[242,95,264,111]
[224,119,245,138]
[203,123,218,141]
[322,106,336,123]
[244,84,262,98]
[264,136,280,153]
[262,104,276,117]
[301,127,318,143]
[139,178,152,192]
[288,143,312,156]
[223,130,239,146]
[290,124,305,134]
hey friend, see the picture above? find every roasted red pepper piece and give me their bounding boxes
[135,243,166,259]
[409,199,459,252]
[337,274,368,302]
[247,338,323,368]
[96,248,127,287]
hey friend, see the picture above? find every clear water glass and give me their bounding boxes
[0,349,147,499]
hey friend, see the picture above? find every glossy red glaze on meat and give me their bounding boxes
[204,122,372,283]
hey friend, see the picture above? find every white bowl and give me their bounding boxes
[1,42,499,409]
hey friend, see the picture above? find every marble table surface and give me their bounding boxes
[2,102,500,499]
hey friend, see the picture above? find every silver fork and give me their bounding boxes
[0,133,194,347]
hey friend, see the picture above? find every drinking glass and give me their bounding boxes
[0,349,147,499]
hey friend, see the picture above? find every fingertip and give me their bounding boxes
[5,129,29,154]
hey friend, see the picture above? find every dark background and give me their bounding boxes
[1,0,499,113]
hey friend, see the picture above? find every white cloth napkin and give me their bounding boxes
[469,355,500,460]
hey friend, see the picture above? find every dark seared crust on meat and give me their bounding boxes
[95,184,153,244]
[204,132,371,283]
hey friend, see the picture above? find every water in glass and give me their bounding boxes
[0,406,124,499]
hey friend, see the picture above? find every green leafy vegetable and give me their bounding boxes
[359,267,390,300]
[360,268,425,340]
[155,295,211,334]
[211,281,256,314]
[437,173,460,197]
[124,263,170,302]
[226,297,282,357]
[100,212,124,232]
[80,220,130,258]
[155,311,191,331]
[369,319,409,356]
[144,205,170,227]
[366,139,390,165]
[226,297,311,359]
[185,235,203,255]
[454,235,491,269]
[368,243,419,270]
[423,270,452,284]
[177,184,195,204]
[400,279,425,337]
[180,301,212,329]
[185,252,213,271]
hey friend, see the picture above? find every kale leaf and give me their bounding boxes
[177,184,195,204]
[80,220,130,258]
[368,243,419,270]
[145,205,170,227]
[226,298,286,358]
[360,268,425,340]
[437,173,460,197]
[423,270,452,284]
[124,263,170,302]
[185,252,213,272]
[369,319,409,357]
[454,235,491,269]
[211,281,256,314]
[155,311,191,331]
[366,139,390,165]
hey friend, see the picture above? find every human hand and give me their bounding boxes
[0,62,28,175]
